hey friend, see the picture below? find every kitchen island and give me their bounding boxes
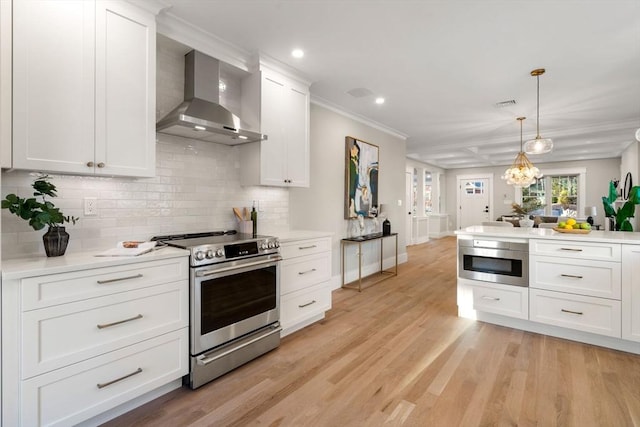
[456,226,640,355]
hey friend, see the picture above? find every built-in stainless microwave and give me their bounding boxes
[458,238,529,287]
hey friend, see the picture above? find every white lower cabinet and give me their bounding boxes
[21,329,188,427]
[530,289,621,337]
[471,282,528,320]
[279,236,332,336]
[2,255,189,426]
[622,244,640,342]
[529,239,622,338]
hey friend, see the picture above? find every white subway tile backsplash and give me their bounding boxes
[1,135,289,259]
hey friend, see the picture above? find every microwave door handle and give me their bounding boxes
[196,256,282,277]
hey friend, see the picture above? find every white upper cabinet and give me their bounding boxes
[11,0,156,177]
[240,65,310,187]
[0,0,12,169]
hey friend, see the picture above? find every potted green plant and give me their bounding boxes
[602,180,640,231]
[1,176,78,256]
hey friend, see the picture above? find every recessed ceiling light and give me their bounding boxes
[375,97,385,105]
[194,125,206,131]
[291,49,304,58]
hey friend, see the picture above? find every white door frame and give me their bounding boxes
[456,173,494,229]
[405,171,413,245]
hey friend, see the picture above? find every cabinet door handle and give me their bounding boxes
[299,245,317,250]
[481,296,500,301]
[97,367,143,389]
[97,162,105,168]
[97,314,143,329]
[97,273,143,284]
[298,300,317,308]
[560,274,583,279]
[561,309,584,315]
[298,268,317,275]
[86,161,94,167]
[560,247,583,252]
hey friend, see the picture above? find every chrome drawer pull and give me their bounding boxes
[97,367,142,389]
[299,300,317,308]
[481,296,500,301]
[561,274,583,279]
[560,247,583,252]
[97,273,143,284]
[299,245,317,250]
[298,268,317,275]
[561,309,584,315]
[97,314,143,329]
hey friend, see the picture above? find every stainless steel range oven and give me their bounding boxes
[153,231,282,389]
[458,237,529,287]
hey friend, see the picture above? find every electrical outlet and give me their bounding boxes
[258,200,264,212]
[84,197,97,216]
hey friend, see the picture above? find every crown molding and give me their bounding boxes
[156,9,252,71]
[124,0,170,15]
[252,53,312,87]
[311,96,408,141]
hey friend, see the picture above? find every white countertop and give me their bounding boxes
[455,225,640,244]
[276,230,334,242]
[2,247,189,280]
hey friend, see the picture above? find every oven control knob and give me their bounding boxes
[260,242,269,250]
[205,250,214,259]
[268,241,275,249]
[274,240,280,248]
[194,251,205,261]
[215,249,224,257]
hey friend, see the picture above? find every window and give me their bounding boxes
[424,171,432,214]
[520,169,585,218]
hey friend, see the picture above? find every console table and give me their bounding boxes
[341,233,398,291]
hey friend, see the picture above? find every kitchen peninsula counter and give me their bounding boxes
[456,225,640,245]
[456,225,640,356]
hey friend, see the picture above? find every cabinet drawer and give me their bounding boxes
[22,281,188,379]
[529,289,621,337]
[21,328,188,427]
[529,239,621,261]
[281,252,331,294]
[21,257,188,310]
[280,237,331,259]
[281,282,332,330]
[530,256,621,299]
[471,282,528,320]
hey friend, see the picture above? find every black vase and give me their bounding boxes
[42,226,70,257]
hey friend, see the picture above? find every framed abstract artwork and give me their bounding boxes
[345,136,379,218]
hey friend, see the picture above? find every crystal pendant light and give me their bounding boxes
[524,68,553,154]
[502,117,542,187]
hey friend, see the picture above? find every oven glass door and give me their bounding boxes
[192,256,281,355]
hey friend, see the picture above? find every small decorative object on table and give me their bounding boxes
[511,200,545,228]
[1,175,78,257]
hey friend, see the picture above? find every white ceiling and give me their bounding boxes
[159,0,640,169]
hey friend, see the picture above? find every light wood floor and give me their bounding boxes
[105,237,640,426]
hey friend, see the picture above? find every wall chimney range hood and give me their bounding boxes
[156,50,266,145]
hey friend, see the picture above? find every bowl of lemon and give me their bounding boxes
[553,218,592,233]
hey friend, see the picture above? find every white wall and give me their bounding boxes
[445,158,621,230]
[289,103,407,279]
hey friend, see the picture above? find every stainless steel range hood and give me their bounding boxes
[156,50,266,145]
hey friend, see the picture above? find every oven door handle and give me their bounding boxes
[195,256,282,277]
[196,325,282,366]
